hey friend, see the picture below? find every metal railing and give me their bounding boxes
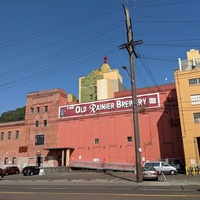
[180,58,200,71]
[70,160,135,172]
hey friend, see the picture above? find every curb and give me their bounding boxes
[1,179,200,186]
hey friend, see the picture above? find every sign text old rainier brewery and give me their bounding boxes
[59,93,160,118]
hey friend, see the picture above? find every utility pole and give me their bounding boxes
[119,2,143,183]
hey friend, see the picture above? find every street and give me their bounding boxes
[0,172,200,199]
[0,183,200,200]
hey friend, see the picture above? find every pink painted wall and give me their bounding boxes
[57,84,184,165]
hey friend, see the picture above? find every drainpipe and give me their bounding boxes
[178,58,182,71]
[194,137,200,165]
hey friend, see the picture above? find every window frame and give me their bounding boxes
[12,157,16,164]
[94,138,99,144]
[8,131,11,140]
[4,158,8,164]
[35,134,45,145]
[127,136,132,142]
[43,119,48,127]
[35,120,39,127]
[0,132,4,140]
[189,78,200,85]
[194,112,200,123]
[15,130,19,139]
[191,94,200,105]
[36,106,40,113]
[44,105,48,112]
[30,107,34,114]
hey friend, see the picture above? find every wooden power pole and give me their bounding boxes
[119,2,143,183]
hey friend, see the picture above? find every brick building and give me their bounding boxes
[0,83,184,170]
[0,88,67,169]
[57,83,184,169]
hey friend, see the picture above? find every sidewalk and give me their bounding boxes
[102,172,200,186]
[156,173,200,186]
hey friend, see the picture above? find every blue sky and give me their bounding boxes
[0,0,199,115]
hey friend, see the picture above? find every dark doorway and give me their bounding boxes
[58,155,62,166]
[64,155,66,166]
[36,154,41,167]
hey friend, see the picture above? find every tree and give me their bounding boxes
[0,106,26,123]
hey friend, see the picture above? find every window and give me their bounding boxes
[8,131,11,140]
[191,94,200,105]
[15,130,19,139]
[152,163,160,167]
[4,158,8,164]
[189,78,200,85]
[94,138,99,144]
[12,157,16,164]
[90,94,93,100]
[44,105,48,112]
[162,162,169,167]
[194,113,200,123]
[35,134,45,145]
[37,106,40,113]
[43,120,48,126]
[94,86,97,93]
[144,162,160,167]
[0,132,4,140]
[144,163,152,167]
[35,120,39,127]
[30,107,34,114]
[127,136,132,142]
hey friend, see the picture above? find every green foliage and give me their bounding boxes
[0,106,26,123]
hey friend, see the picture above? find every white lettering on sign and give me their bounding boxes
[67,105,74,110]
[117,99,147,108]
[137,98,147,106]
[75,106,87,114]
[116,100,132,108]
[89,103,114,114]
[149,98,156,104]
[59,93,160,118]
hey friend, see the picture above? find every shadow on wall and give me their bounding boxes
[157,89,184,162]
[44,149,75,167]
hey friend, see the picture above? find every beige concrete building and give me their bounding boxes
[79,56,126,103]
[174,49,200,169]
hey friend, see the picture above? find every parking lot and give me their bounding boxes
[2,171,134,182]
[1,170,200,185]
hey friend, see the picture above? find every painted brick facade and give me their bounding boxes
[0,84,184,170]
[0,88,67,169]
[58,84,184,168]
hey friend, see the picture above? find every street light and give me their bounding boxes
[122,66,131,80]
[122,65,143,183]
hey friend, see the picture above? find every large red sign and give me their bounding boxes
[59,93,160,118]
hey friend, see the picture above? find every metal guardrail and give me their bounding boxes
[70,160,135,172]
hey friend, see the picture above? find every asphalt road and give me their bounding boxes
[0,172,200,200]
[0,182,200,200]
